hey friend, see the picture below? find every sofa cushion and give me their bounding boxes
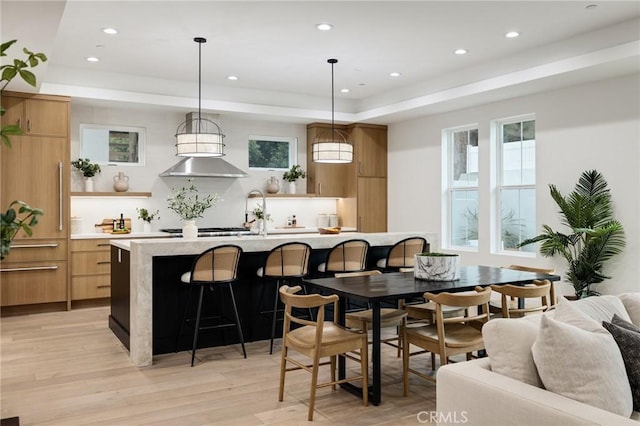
[619,293,640,326]
[569,294,632,324]
[482,317,542,387]
[603,319,640,411]
[532,314,633,417]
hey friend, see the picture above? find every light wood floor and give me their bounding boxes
[1,307,438,425]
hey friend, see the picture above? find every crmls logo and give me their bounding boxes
[416,411,468,424]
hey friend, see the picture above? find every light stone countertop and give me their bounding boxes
[112,231,437,367]
[71,232,169,240]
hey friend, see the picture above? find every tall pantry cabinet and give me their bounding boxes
[1,92,70,312]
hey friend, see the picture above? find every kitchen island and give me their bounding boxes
[110,232,435,366]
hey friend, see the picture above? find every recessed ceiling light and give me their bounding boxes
[454,49,468,55]
[86,57,100,62]
[227,75,238,81]
[389,72,401,77]
[505,31,520,38]
[340,88,350,93]
[316,23,333,31]
[102,28,118,35]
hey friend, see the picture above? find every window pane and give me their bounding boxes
[248,139,290,169]
[503,122,521,142]
[523,120,535,140]
[451,190,479,247]
[452,129,478,187]
[501,120,535,185]
[500,188,535,252]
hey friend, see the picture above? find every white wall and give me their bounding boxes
[388,74,640,296]
[69,105,338,232]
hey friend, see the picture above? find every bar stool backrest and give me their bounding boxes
[263,242,312,278]
[190,245,242,283]
[385,237,428,269]
[326,239,370,273]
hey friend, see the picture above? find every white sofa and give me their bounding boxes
[436,293,640,426]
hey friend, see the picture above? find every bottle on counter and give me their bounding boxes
[119,213,125,230]
[112,219,117,231]
[287,216,292,226]
[292,215,297,226]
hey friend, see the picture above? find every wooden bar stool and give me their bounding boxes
[257,241,312,354]
[317,239,370,275]
[177,244,245,366]
[376,237,428,272]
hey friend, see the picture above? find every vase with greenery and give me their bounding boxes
[137,208,160,232]
[72,158,101,192]
[252,204,271,235]
[1,40,47,259]
[519,169,625,298]
[167,180,219,239]
[282,164,306,194]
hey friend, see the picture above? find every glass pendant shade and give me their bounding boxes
[312,128,353,163]
[175,117,225,157]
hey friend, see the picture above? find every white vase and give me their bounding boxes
[182,220,198,240]
[414,254,460,281]
[288,181,296,194]
[143,222,152,233]
[84,177,94,192]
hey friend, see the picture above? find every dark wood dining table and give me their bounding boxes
[303,265,560,405]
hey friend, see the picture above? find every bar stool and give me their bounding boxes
[376,237,428,272]
[177,244,245,366]
[257,241,312,354]
[317,239,370,275]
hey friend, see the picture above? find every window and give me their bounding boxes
[80,124,145,166]
[496,115,536,253]
[248,135,297,170]
[444,125,479,249]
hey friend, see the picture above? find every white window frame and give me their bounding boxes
[442,124,479,251]
[247,135,298,171]
[492,113,536,256]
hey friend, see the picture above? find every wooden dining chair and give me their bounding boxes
[336,270,408,357]
[505,264,556,305]
[403,286,491,394]
[490,279,551,318]
[278,285,368,421]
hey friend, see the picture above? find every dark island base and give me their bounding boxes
[110,245,392,356]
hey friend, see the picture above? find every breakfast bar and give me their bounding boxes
[109,232,435,367]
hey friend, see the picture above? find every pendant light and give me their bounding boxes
[175,37,225,157]
[312,58,353,163]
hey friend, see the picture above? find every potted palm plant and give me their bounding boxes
[519,169,625,298]
[282,164,306,194]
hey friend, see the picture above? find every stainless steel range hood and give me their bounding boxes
[159,157,248,178]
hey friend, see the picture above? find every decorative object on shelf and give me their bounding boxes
[318,226,341,235]
[283,164,306,194]
[113,171,130,192]
[414,253,460,281]
[71,158,101,192]
[312,59,353,163]
[519,169,625,298]
[266,176,280,194]
[137,208,159,233]
[174,37,225,157]
[167,179,219,239]
[0,201,43,260]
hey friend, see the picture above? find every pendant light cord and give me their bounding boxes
[328,58,338,139]
[194,37,206,134]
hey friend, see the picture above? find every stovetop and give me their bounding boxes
[160,227,251,237]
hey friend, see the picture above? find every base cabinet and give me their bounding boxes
[71,239,112,301]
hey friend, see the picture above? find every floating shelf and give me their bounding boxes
[248,193,341,199]
[71,192,152,197]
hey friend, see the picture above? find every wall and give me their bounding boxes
[69,105,336,233]
[387,73,640,296]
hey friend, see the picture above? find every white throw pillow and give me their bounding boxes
[553,296,607,334]
[532,315,633,417]
[483,318,542,387]
[619,293,640,326]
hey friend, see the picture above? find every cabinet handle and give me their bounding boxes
[9,243,58,249]
[17,118,22,130]
[27,119,32,132]
[97,243,111,247]
[58,162,63,231]
[97,285,111,289]
[318,183,322,196]
[1,266,58,272]
[358,161,362,175]
[97,261,111,265]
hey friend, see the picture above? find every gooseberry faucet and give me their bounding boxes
[246,189,267,236]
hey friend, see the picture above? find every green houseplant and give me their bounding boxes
[1,201,43,260]
[282,164,306,182]
[137,208,160,224]
[519,169,625,298]
[71,158,101,178]
[167,179,219,221]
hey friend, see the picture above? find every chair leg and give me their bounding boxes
[431,352,436,370]
[308,354,321,421]
[191,284,205,367]
[278,345,288,402]
[228,283,246,359]
[330,355,337,390]
[270,279,280,355]
[403,332,410,397]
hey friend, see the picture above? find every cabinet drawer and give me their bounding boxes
[0,261,67,306]
[71,239,112,252]
[71,251,111,275]
[1,239,68,263]
[71,275,111,300]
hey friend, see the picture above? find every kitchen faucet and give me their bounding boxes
[246,189,267,236]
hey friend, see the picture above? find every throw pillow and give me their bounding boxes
[482,318,542,387]
[619,293,640,327]
[570,294,632,324]
[532,315,633,417]
[602,320,640,411]
[553,296,607,334]
[612,313,640,334]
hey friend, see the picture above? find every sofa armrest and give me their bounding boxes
[436,358,637,426]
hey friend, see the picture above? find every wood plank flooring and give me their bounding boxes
[1,307,437,425]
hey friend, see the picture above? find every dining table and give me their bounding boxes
[303,265,560,405]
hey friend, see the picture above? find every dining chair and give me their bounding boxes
[490,279,551,318]
[278,285,368,421]
[257,241,312,354]
[176,244,246,366]
[317,239,370,275]
[375,237,428,272]
[337,270,408,357]
[505,264,557,305]
[403,286,491,393]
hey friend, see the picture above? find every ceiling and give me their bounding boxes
[2,1,639,124]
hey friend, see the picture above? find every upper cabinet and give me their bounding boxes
[306,123,348,197]
[1,92,69,137]
[347,123,388,178]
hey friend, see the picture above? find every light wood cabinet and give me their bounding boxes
[1,92,70,309]
[348,123,387,178]
[306,123,348,197]
[71,239,112,300]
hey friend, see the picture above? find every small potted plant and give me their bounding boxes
[71,158,101,192]
[252,204,271,235]
[167,179,219,239]
[282,164,306,194]
[137,208,160,233]
[414,252,460,281]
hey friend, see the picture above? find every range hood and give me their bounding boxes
[159,157,248,178]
